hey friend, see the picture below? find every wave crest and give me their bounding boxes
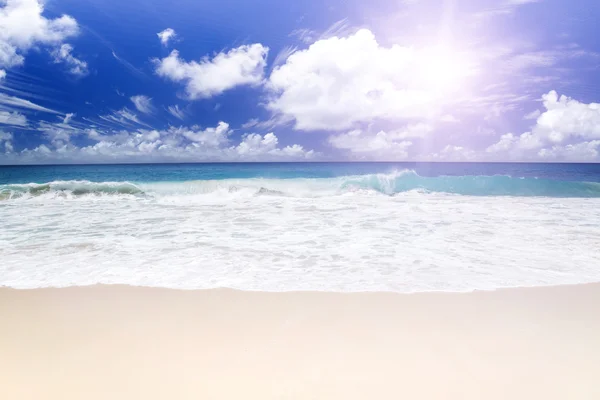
[2,171,600,200]
[0,181,144,200]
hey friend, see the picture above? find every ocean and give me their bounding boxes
[1,162,600,292]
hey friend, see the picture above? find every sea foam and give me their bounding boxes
[1,173,600,292]
[2,170,600,200]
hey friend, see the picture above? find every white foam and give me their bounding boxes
[1,189,600,292]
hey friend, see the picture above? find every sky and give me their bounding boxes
[0,0,599,164]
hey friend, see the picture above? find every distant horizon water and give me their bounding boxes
[1,162,600,292]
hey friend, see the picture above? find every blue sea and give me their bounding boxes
[1,162,600,291]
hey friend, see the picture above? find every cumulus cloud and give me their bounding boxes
[235,132,313,159]
[0,0,80,69]
[537,141,600,162]
[0,69,5,80]
[532,91,600,143]
[328,123,433,159]
[130,95,154,114]
[169,121,230,147]
[1,122,315,163]
[157,28,176,46]
[327,125,436,159]
[0,110,27,126]
[267,29,476,131]
[329,130,413,159]
[0,131,14,154]
[486,132,543,154]
[154,43,269,99]
[487,91,600,158]
[51,44,88,76]
[429,145,477,162]
[0,131,14,153]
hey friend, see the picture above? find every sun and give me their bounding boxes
[415,45,477,95]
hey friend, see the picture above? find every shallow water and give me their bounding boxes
[1,163,599,291]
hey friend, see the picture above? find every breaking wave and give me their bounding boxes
[2,170,600,200]
[0,181,144,200]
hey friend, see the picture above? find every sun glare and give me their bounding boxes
[416,45,476,95]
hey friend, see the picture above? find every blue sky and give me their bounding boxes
[1,0,599,164]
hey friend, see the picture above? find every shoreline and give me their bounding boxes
[1,279,600,291]
[2,283,600,399]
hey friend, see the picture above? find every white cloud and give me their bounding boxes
[240,114,294,132]
[486,91,600,160]
[473,0,543,19]
[289,28,316,45]
[486,131,543,154]
[532,91,600,143]
[272,45,297,68]
[235,132,314,159]
[0,69,5,80]
[154,44,269,99]
[0,0,79,68]
[169,122,230,147]
[267,29,477,131]
[157,28,176,46]
[112,51,147,79]
[328,126,428,159]
[167,105,186,120]
[0,93,61,114]
[51,44,88,76]
[130,95,154,114]
[241,118,259,129]
[1,122,315,163]
[0,110,27,126]
[430,145,477,162]
[537,141,600,162]
[0,131,14,153]
[523,109,541,120]
[486,133,518,153]
[98,108,151,129]
[440,114,460,123]
[62,113,75,124]
[328,123,431,156]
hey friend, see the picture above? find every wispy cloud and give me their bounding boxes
[167,105,186,120]
[272,45,298,69]
[473,0,544,19]
[290,19,357,46]
[289,28,317,44]
[130,95,154,115]
[111,51,148,80]
[0,94,62,114]
[63,113,76,124]
[99,108,152,129]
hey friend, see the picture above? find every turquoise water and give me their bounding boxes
[1,162,600,197]
[1,162,600,292]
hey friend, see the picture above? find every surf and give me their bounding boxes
[2,171,600,200]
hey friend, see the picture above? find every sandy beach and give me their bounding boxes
[1,284,599,399]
